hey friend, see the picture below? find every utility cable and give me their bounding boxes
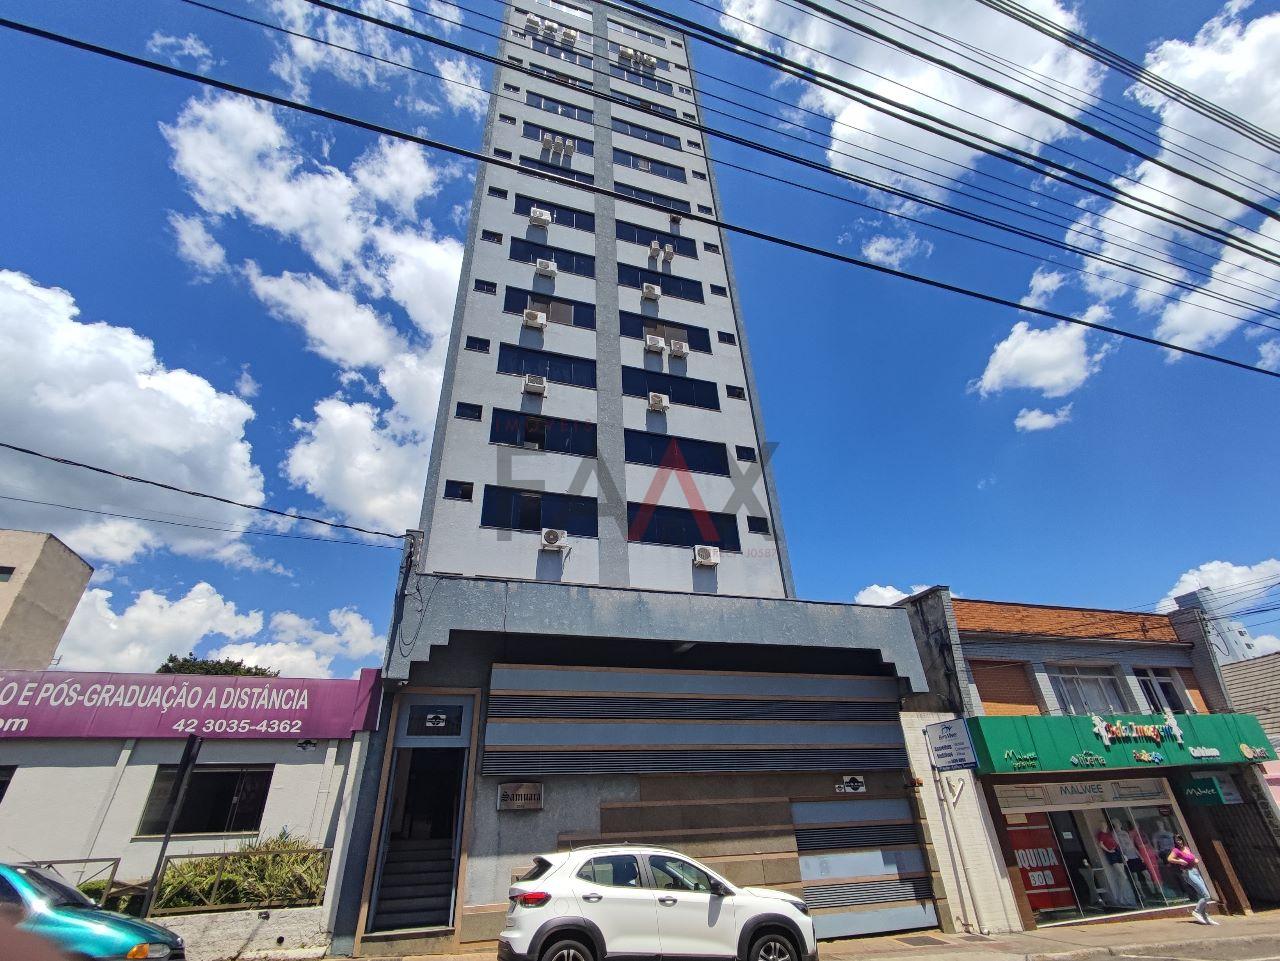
[4,16,1278,383]
[0,439,404,540]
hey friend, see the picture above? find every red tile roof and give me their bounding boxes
[952,598,1180,643]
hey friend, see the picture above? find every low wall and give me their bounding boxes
[160,905,330,961]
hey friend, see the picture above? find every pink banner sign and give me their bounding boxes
[0,668,381,740]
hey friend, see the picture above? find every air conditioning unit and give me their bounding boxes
[553,135,565,151]
[535,258,558,277]
[620,45,636,59]
[693,545,721,567]
[669,213,682,224]
[523,309,548,330]
[669,339,689,358]
[529,207,552,227]
[641,282,661,300]
[647,391,669,412]
[662,243,675,261]
[643,54,658,68]
[542,131,555,148]
[564,138,576,154]
[644,334,666,353]
[540,527,569,550]
[563,28,579,43]
[541,20,556,33]
[649,239,662,257]
[523,373,547,395]
[525,14,541,30]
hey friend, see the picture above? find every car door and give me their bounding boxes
[647,853,736,959]
[570,854,661,956]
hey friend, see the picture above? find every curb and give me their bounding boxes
[1024,932,1280,961]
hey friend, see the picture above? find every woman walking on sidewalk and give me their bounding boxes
[1167,834,1217,925]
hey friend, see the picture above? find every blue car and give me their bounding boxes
[0,863,184,959]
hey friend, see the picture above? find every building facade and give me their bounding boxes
[332,1,952,954]
[1219,651,1280,808]
[903,590,1280,929]
[0,530,92,669]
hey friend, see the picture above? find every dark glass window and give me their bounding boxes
[704,242,720,254]
[138,765,273,836]
[577,854,643,886]
[735,445,757,462]
[717,331,737,345]
[611,89,678,119]
[488,186,509,198]
[614,148,686,183]
[474,279,497,294]
[609,19,667,47]
[683,111,696,121]
[532,37,593,67]
[726,385,746,399]
[499,343,597,388]
[692,170,707,181]
[0,568,13,585]
[514,194,595,231]
[610,63,674,94]
[481,230,502,244]
[494,148,513,160]
[499,114,517,124]
[504,286,597,329]
[697,204,713,214]
[0,766,13,805]
[618,263,704,302]
[614,181,691,213]
[612,117,681,151]
[619,311,711,352]
[510,238,596,277]
[616,221,697,258]
[465,336,490,353]
[625,429,730,475]
[519,154,595,185]
[526,90,593,123]
[455,402,483,421]
[687,139,701,149]
[522,121,595,156]
[491,408,597,457]
[627,503,741,552]
[747,516,770,534]
[504,83,521,92]
[622,366,719,409]
[443,480,474,501]
[710,284,728,296]
[529,62,592,90]
[481,485,598,537]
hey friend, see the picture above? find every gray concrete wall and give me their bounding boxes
[162,905,329,961]
[0,530,91,669]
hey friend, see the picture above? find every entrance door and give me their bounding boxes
[369,695,473,932]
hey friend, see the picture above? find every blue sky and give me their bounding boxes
[1,0,1277,676]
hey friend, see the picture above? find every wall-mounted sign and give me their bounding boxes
[1070,751,1107,768]
[995,777,1170,813]
[835,775,867,794]
[498,782,543,811]
[1092,712,1184,747]
[406,704,464,737]
[1182,773,1244,806]
[925,720,977,772]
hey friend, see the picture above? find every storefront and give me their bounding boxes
[967,711,1276,926]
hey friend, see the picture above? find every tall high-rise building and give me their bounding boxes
[415,0,793,597]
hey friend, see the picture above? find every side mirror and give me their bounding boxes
[710,881,730,897]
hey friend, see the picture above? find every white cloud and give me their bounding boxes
[1159,558,1280,611]
[1020,267,1067,311]
[168,212,227,277]
[59,583,263,673]
[432,56,489,117]
[1014,403,1073,432]
[146,32,216,71]
[0,269,277,571]
[975,310,1113,399]
[860,232,933,269]
[211,607,382,677]
[1259,339,1280,370]
[236,365,260,399]
[209,640,335,678]
[855,584,908,606]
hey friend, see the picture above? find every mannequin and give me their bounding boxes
[1095,826,1137,906]
[1115,818,1160,899]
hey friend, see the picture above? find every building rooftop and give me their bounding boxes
[951,597,1180,643]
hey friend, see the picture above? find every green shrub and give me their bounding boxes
[155,830,328,913]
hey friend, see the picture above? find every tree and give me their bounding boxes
[157,652,278,677]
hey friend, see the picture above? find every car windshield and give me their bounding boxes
[15,867,95,908]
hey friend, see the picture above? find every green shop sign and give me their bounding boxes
[966,712,1273,775]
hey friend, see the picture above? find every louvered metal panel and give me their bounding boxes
[487,695,899,721]
[801,876,933,909]
[795,823,920,851]
[481,747,908,775]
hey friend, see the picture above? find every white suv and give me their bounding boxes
[499,846,816,961]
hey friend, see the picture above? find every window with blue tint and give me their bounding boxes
[609,64,674,95]
[607,42,670,70]
[626,502,740,551]
[510,238,596,277]
[488,186,509,198]
[610,89,677,119]
[491,408,597,457]
[526,90,593,123]
[531,36,593,67]
[522,122,595,156]
[481,230,502,244]
[609,19,668,47]
[697,204,713,214]
[455,402,483,421]
[519,155,595,185]
[504,286,596,329]
[618,263,703,302]
[611,116,681,151]
[710,284,728,296]
[625,429,729,475]
[747,515,770,534]
[613,181,691,213]
[499,343,597,388]
[726,384,746,399]
[529,62,593,90]
[494,148,513,159]
[481,485,598,536]
[704,241,720,254]
[465,336,490,353]
[615,221,697,258]
[614,148,685,182]
[514,194,595,231]
[474,279,497,294]
[735,445,757,462]
[619,312,711,352]
[443,480,474,501]
[622,366,719,409]
[717,330,737,345]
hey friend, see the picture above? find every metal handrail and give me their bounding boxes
[26,859,122,907]
[149,847,332,917]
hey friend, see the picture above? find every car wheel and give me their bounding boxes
[750,931,798,961]
[541,937,594,961]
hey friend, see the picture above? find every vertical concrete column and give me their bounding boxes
[1028,661,1062,713]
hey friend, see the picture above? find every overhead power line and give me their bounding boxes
[0,440,405,540]
[4,17,1278,383]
